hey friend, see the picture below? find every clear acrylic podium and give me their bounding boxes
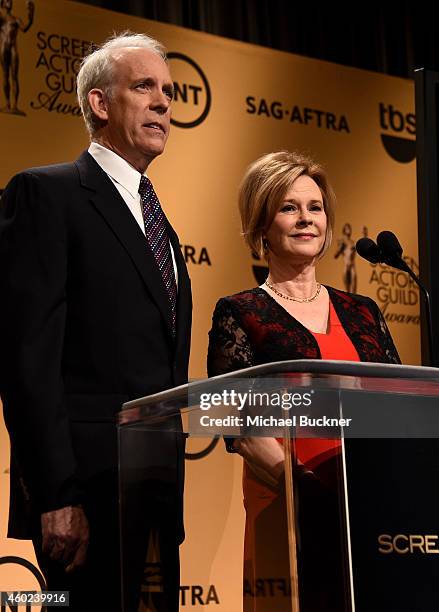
[118,360,439,612]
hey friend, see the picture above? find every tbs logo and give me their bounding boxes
[379,103,415,163]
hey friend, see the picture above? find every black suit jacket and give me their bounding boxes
[0,151,192,539]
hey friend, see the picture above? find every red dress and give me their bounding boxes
[295,300,360,470]
[242,300,360,612]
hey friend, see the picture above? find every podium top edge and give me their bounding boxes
[121,359,439,411]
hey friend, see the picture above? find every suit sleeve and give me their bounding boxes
[0,171,83,513]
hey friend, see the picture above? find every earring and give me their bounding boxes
[262,238,269,250]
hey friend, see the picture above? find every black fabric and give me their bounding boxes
[0,151,192,604]
[75,0,438,78]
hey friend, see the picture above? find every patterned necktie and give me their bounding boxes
[138,175,177,335]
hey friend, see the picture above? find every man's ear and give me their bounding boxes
[88,89,109,122]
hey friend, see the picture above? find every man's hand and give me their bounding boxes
[41,506,89,573]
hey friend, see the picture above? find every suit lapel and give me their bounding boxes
[75,151,175,339]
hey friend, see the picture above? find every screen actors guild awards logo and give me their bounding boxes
[0,0,34,116]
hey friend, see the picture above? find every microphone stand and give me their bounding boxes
[384,254,435,367]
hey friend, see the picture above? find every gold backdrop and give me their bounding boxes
[0,0,418,607]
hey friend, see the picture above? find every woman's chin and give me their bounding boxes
[272,251,319,267]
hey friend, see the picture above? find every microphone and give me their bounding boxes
[376,231,409,272]
[356,237,382,264]
[356,231,435,366]
[377,230,402,258]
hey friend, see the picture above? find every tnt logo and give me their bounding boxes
[379,103,416,163]
[168,53,211,128]
[0,556,46,611]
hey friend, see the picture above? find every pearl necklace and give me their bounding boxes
[264,278,321,303]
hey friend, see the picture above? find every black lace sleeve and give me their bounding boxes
[207,298,255,453]
[370,298,401,364]
[207,298,254,377]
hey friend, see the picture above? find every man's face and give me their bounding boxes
[103,47,173,170]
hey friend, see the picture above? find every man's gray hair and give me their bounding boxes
[77,31,167,136]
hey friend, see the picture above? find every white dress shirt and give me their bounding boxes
[88,141,178,286]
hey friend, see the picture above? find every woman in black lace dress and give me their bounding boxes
[207,151,400,612]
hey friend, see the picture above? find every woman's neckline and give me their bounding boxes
[258,285,332,336]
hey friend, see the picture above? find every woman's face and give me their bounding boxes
[265,175,327,263]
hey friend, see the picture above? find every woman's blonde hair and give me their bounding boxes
[238,151,336,259]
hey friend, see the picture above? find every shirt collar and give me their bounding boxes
[88,142,146,199]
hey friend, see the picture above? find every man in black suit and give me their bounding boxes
[0,32,191,611]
